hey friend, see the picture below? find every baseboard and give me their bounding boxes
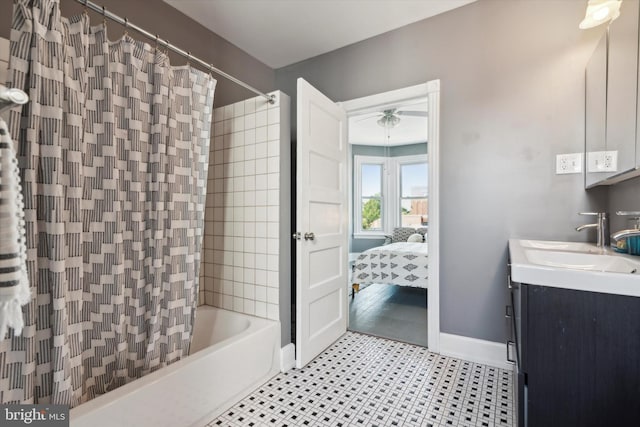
[439,333,513,370]
[280,343,295,373]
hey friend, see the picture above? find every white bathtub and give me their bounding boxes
[70,306,281,427]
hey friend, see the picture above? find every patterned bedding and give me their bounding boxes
[353,242,428,289]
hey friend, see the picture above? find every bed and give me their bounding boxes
[352,236,428,293]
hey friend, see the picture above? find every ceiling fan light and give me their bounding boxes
[579,0,622,29]
[377,115,400,128]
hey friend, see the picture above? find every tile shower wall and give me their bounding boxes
[201,91,289,322]
[1,38,9,88]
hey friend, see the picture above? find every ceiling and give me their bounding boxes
[349,99,428,146]
[163,0,477,69]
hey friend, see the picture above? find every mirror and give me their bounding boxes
[586,1,640,187]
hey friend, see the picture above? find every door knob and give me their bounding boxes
[304,232,315,241]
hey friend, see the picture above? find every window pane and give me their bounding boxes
[401,198,428,227]
[361,164,382,197]
[362,197,382,230]
[401,163,428,197]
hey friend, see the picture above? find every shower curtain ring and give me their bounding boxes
[102,5,107,27]
[124,17,129,36]
[187,51,191,66]
[154,34,159,51]
[82,0,88,16]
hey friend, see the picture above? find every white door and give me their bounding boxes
[295,78,348,368]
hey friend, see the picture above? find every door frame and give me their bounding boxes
[339,80,441,352]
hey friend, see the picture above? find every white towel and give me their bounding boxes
[0,118,30,339]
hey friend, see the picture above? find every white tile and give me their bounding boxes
[233,193,244,207]
[267,238,279,255]
[268,140,280,157]
[223,104,234,120]
[267,288,279,304]
[223,250,233,266]
[256,207,267,222]
[222,265,234,281]
[233,146,245,162]
[213,165,224,179]
[243,299,255,315]
[234,222,244,237]
[223,119,232,135]
[204,263,214,277]
[255,268,267,285]
[255,110,268,127]
[267,173,279,190]
[213,279,222,293]
[244,237,255,253]
[255,174,268,191]
[256,126,267,143]
[267,107,280,125]
[222,295,233,310]
[267,303,279,320]
[244,268,255,284]
[244,97,256,114]
[230,131,244,148]
[232,116,245,133]
[267,124,279,141]
[255,285,267,302]
[267,271,279,288]
[244,160,256,176]
[255,190,267,206]
[214,135,224,150]
[233,161,244,177]
[267,156,280,173]
[233,251,243,267]
[255,222,267,238]
[223,133,232,149]
[232,177,244,192]
[244,253,255,268]
[255,97,269,112]
[205,291,215,305]
[212,292,222,307]
[244,175,256,191]
[255,238,267,254]
[233,297,244,313]
[244,206,256,222]
[234,101,245,117]
[255,142,268,159]
[233,236,244,252]
[244,128,256,145]
[267,223,279,238]
[213,122,224,137]
[255,301,267,318]
[234,206,245,221]
[213,108,224,123]
[233,266,244,282]
[254,159,267,176]
[255,254,267,271]
[244,144,256,161]
[267,258,279,276]
[222,279,233,295]
[233,281,244,298]
[244,113,256,129]
[267,206,279,222]
[244,191,255,206]
[244,222,256,237]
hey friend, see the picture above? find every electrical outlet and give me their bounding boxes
[587,151,618,173]
[556,153,582,174]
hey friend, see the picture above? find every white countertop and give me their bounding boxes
[509,239,640,297]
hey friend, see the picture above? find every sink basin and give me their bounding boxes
[509,239,640,297]
[518,239,601,253]
[524,249,640,274]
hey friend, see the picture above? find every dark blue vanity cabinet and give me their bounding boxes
[508,278,640,427]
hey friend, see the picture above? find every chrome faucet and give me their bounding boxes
[611,211,640,241]
[575,212,609,247]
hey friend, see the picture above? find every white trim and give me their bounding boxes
[426,79,440,353]
[353,155,388,235]
[341,80,440,353]
[439,333,512,370]
[280,343,296,373]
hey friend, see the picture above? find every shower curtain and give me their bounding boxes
[0,0,215,406]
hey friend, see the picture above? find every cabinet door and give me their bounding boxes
[585,34,608,188]
[603,0,639,179]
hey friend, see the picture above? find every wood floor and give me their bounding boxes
[348,283,428,347]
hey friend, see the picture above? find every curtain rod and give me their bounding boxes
[75,0,274,104]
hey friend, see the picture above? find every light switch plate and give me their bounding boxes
[556,153,582,174]
[587,151,618,173]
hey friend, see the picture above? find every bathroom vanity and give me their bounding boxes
[507,239,640,427]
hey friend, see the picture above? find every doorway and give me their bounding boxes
[340,82,440,350]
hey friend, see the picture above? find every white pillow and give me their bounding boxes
[407,233,424,243]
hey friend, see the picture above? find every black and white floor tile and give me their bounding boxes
[205,332,514,427]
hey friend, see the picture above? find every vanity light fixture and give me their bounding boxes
[579,0,622,29]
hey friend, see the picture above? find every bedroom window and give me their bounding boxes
[354,154,427,238]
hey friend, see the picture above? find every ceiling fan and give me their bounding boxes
[355,108,427,128]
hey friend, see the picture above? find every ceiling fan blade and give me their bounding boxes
[353,113,383,123]
[396,111,427,117]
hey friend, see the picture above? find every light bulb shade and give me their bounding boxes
[377,115,400,128]
[579,0,622,29]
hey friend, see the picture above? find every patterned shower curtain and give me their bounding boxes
[0,0,215,406]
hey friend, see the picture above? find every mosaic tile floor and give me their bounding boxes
[205,332,514,427]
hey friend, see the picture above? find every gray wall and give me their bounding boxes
[608,176,640,232]
[351,143,428,253]
[0,0,275,107]
[276,0,608,343]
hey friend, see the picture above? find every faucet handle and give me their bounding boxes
[579,212,608,217]
[616,211,640,216]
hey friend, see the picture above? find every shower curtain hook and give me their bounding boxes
[124,17,129,37]
[82,0,88,16]
[154,34,159,52]
[102,5,107,27]
[164,40,170,55]
[187,51,191,66]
